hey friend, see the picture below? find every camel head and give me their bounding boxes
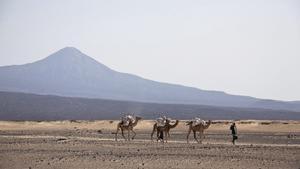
[185,120,193,126]
[173,119,179,126]
[169,119,179,129]
[135,116,142,121]
[204,120,212,129]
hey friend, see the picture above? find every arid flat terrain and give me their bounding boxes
[0,120,299,169]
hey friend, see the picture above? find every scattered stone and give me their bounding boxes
[56,138,67,142]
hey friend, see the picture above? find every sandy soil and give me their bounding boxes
[0,120,299,169]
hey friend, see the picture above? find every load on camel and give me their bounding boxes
[121,114,135,126]
[186,117,211,143]
[114,114,142,141]
[192,117,207,126]
[151,115,179,143]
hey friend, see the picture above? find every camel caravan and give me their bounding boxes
[114,113,212,143]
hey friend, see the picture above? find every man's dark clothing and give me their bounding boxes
[159,131,164,140]
[230,123,237,144]
[230,125,237,135]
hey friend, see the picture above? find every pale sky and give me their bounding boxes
[0,0,300,101]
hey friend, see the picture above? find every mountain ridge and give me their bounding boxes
[0,91,299,120]
[0,47,299,112]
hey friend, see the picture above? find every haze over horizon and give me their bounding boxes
[0,0,300,101]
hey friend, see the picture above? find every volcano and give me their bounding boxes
[0,47,299,112]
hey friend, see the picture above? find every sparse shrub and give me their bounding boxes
[260,122,271,125]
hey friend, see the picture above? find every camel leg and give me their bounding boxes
[200,131,205,140]
[151,124,157,141]
[193,130,199,143]
[186,127,192,143]
[127,129,130,141]
[165,131,168,143]
[131,130,136,140]
[121,128,126,141]
[199,131,203,144]
[115,125,120,141]
[167,130,170,141]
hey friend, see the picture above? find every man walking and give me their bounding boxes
[230,122,238,145]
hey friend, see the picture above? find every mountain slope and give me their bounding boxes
[0,47,299,111]
[1,91,299,120]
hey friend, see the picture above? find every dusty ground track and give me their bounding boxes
[0,120,299,169]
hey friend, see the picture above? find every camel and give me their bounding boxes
[151,119,179,143]
[114,116,142,141]
[186,120,211,143]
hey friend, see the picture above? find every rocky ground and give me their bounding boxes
[0,120,299,169]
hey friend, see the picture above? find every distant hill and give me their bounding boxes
[0,91,299,120]
[0,47,299,112]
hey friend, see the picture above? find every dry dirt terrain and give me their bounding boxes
[0,120,299,169]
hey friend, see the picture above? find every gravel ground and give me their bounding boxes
[0,120,299,169]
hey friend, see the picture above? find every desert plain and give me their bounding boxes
[0,120,299,169]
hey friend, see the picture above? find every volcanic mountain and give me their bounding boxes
[0,47,299,112]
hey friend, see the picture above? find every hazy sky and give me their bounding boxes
[0,0,299,101]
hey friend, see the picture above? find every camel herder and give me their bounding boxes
[230,122,238,145]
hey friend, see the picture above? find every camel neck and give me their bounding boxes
[132,119,139,126]
[169,120,179,128]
